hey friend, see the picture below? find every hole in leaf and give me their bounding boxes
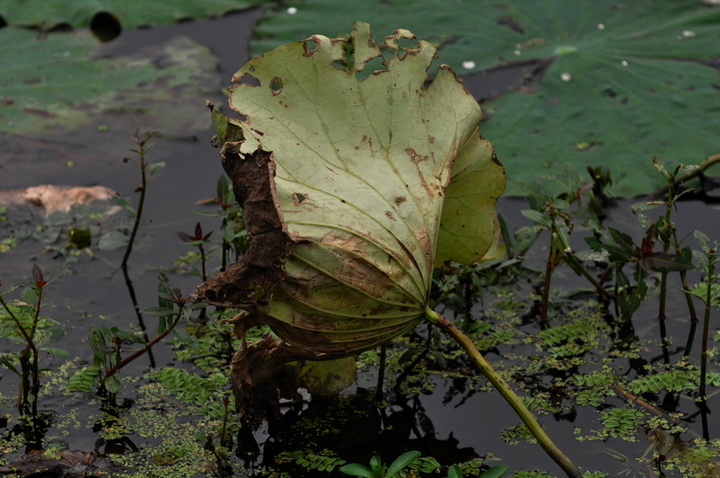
[332,60,349,70]
[295,193,306,203]
[0,16,7,28]
[270,77,283,95]
[303,38,319,56]
[90,11,122,42]
[357,56,388,80]
[397,37,420,50]
[239,74,260,87]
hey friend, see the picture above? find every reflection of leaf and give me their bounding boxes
[97,230,129,251]
[253,0,720,196]
[0,0,272,29]
[0,29,220,134]
[195,22,504,415]
[289,356,357,398]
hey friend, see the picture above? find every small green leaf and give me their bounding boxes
[173,328,200,348]
[479,465,510,478]
[645,252,695,272]
[157,316,168,336]
[521,209,552,228]
[190,209,220,218]
[189,301,207,311]
[339,463,374,478]
[88,325,110,363]
[104,373,122,393]
[608,228,639,257]
[147,161,166,177]
[157,272,176,310]
[217,175,230,204]
[447,465,464,478]
[1,358,21,376]
[0,324,15,339]
[44,325,65,344]
[110,326,145,344]
[111,194,137,215]
[387,451,421,477]
[97,230,130,251]
[40,347,70,357]
[142,306,175,317]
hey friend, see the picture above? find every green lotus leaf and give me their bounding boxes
[252,0,720,197]
[194,22,504,414]
[0,0,271,30]
[0,27,220,135]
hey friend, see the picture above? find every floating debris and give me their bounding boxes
[0,185,119,216]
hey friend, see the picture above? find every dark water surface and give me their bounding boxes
[1,7,718,477]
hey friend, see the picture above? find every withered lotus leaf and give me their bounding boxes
[194,22,505,415]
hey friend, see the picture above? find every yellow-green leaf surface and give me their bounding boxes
[198,22,505,357]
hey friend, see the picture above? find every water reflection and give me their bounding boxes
[254,388,480,476]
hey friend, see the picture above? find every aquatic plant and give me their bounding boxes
[176,222,213,282]
[340,451,420,478]
[69,272,202,398]
[113,129,163,269]
[0,264,66,415]
[195,22,582,477]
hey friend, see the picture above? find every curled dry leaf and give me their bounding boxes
[193,22,505,418]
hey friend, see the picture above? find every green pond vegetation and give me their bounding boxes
[1,4,720,478]
[1,152,720,477]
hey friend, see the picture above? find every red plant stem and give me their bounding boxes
[198,243,207,282]
[540,255,553,326]
[700,276,712,402]
[0,290,42,414]
[121,161,146,270]
[658,271,667,319]
[101,313,181,385]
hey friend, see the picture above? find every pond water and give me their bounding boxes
[1,7,718,478]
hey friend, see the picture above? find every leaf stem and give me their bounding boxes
[700,253,713,408]
[424,307,582,478]
[100,311,181,388]
[650,153,720,197]
[121,130,158,269]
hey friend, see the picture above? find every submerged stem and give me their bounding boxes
[424,308,582,478]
